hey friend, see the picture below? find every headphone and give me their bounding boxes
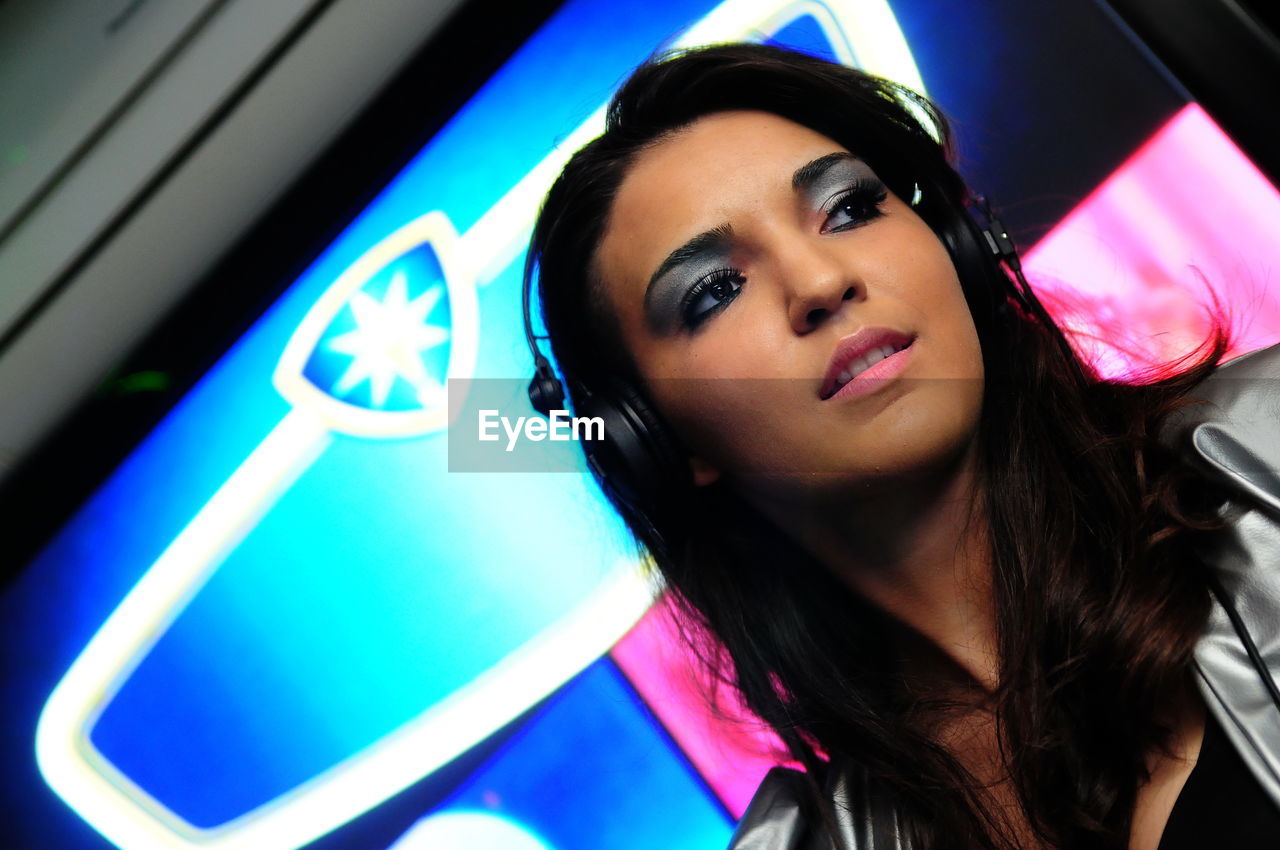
[522,190,1029,517]
[967,194,1035,313]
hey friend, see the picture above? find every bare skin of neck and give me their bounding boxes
[735,436,1205,850]
[741,435,999,692]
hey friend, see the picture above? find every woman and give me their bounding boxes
[522,43,1280,849]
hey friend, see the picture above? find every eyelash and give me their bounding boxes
[820,178,890,234]
[678,179,890,330]
[680,268,745,329]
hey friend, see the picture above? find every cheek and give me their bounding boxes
[640,324,803,462]
[944,296,986,380]
[903,239,985,379]
[934,293,984,372]
[647,303,790,381]
[647,372,756,449]
[643,367,799,478]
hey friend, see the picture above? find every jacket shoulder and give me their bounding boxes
[1159,341,1280,516]
[725,767,812,850]
[726,761,905,850]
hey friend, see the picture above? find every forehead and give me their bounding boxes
[595,110,848,290]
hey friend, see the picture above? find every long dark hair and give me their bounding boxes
[526,43,1235,849]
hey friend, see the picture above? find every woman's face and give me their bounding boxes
[593,110,985,504]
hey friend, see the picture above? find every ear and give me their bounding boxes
[689,454,720,487]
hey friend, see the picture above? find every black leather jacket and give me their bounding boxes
[728,342,1280,849]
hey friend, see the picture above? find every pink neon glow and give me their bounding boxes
[1025,103,1280,376]
[610,597,793,818]
[610,103,1280,816]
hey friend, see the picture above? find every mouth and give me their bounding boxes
[819,327,915,401]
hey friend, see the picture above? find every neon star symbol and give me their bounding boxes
[326,271,450,408]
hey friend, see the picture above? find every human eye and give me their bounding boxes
[820,178,890,234]
[680,268,745,329]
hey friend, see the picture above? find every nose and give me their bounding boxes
[777,237,861,334]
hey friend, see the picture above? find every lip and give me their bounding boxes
[820,327,916,401]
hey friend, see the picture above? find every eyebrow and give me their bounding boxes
[792,151,859,192]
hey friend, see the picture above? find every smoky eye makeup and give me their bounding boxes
[678,267,746,329]
[646,258,736,334]
[801,156,888,215]
[643,230,736,335]
[819,177,890,234]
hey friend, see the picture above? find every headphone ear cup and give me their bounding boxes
[575,378,688,511]
[610,378,687,486]
[939,204,987,275]
[936,201,1015,320]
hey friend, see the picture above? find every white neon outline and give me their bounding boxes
[35,410,333,847]
[37,2,926,848]
[38,561,657,850]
